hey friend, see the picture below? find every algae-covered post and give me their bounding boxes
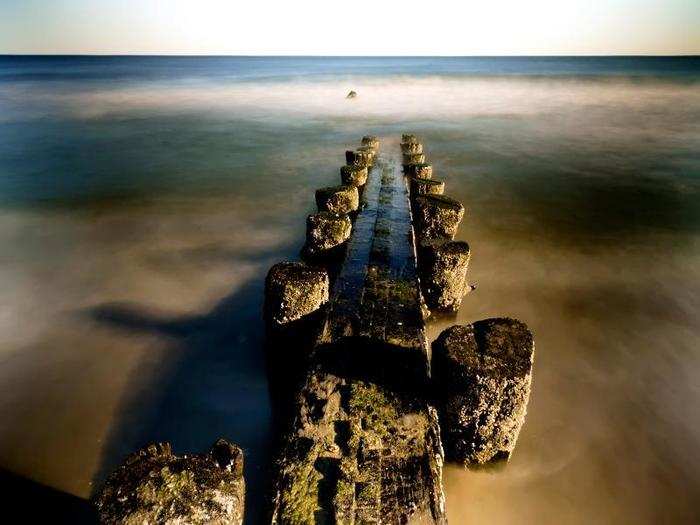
[432,319,535,465]
[264,261,329,330]
[401,141,423,155]
[419,239,471,312]
[414,194,465,240]
[405,162,433,179]
[340,164,368,187]
[95,440,245,525]
[315,185,360,215]
[302,211,352,259]
[346,149,373,168]
[410,177,445,198]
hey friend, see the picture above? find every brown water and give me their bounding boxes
[1,57,699,523]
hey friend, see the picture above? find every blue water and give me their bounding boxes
[0,56,699,523]
[2,55,699,83]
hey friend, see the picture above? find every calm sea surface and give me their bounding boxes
[1,56,699,523]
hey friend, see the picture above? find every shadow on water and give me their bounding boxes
[86,242,300,524]
[0,468,97,524]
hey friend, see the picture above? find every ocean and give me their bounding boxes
[0,56,699,523]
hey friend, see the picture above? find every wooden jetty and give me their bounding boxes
[95,134,535,525]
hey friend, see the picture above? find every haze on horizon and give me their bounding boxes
[1,0,698,56]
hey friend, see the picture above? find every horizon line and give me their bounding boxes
[1,53,699,58]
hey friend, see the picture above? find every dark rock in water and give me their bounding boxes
[432,319,535,465]
[403,152,426,166]
[95,440,245,525]
[361,135,379,150]
[346,90,358,99]
[410,177,445,198]
[340,165,368,187]
[401,133,419,144]
[315,185,359,214]
[414,195,465,240]
[346,149,373,168]
[419,238,471,311]
[401,141,423,155]
[303,211,352,257]
[270,370,447,524]
[405,162,433,179]
[264,262,329,328]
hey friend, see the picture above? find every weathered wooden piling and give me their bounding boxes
[432,319,534,465]
[361,135,379,150]
[303,211,353,258]
[410,176,445,197]
[346,149,373,168]
[414,194,465,240]
[340,165,368,187]
[405,162,433,179]
[419,239,471,312]
[403,152,426,166]
[264,262,330,330]
[315,185,360,215]
[95,441,245,525]
[401,141,423,155]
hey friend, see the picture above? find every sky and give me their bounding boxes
[0,0,698,55]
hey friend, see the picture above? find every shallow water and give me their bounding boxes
[0,56,699,523]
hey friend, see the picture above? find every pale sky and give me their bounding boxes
[1,0,698,55]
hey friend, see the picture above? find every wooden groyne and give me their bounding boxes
[95,134,535,524]
[268,139,445,523]
[265,135,534,523]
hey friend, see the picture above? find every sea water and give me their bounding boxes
[0,56,699,523]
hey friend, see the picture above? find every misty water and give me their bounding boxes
[1,56,699,523]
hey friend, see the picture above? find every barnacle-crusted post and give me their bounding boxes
[403,152,426,167]
[315,185,360,214]
[418,239,471,311]
[341,164,368,187]
[95,440,245,525]
[264,261,330,330]
[346,149,373,168]
[303,211,352,258]
[401,142,423,155]
[432,319,535,465]
[410,177,445,198]
[405,163,433,179]
[414,194,465,240]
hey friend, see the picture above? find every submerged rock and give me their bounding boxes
[405,163,433,179]
[340,164,368,187]
[414,195,465,240]
[95,440,245,525]
[419,239,471,311]
[315,185,359,214]
[432,319,535,465]
[264,261,330,328]
[410,177,445,198]
[304,211,352,257]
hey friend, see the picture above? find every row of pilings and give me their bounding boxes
[401,134,534,468]
[400,134,474,314]
[92,134,535,524]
